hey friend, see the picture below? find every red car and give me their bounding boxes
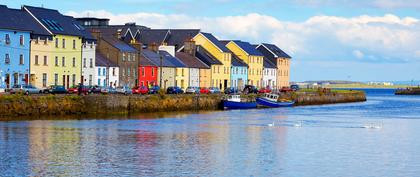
[200,87,210,94]
[132,86,149,94]
[281,87,294,93]
[259,88,272,93]
[68,85,91,95]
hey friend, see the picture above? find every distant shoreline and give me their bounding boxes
[324,84,415,89]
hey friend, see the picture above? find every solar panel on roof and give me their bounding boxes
[50,20,64,31]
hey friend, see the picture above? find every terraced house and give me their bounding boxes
[193,33,231,90]
[24,6,89,88]
[225,40,264,88]
[256,43,292,88]
[230,54,248,90]
[0,5,49,89]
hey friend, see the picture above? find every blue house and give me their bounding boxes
[0,5,49,89]
[230,54,248,90]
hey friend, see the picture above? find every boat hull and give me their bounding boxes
[256,98,295,108]
[223,100,257,110]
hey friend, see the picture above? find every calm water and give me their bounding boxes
[1,89,420,177]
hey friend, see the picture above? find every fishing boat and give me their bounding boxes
[256,93,295,108]
[223,95,257,110]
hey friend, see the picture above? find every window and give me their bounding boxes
[112,68,116,76]
[103,79,106,87]
[89,75,92,86]
[73,40,76,49]
[44,56,48,66]
[83,58,86,68]
[54,74,58,85]
[98,68,101,76]
[127,68,131,77]
[44,39,48,45]
[19,55,24,65]
[98,79,101,86]
[62,57,65,67]
[62,39,65,48]
[89,58,93,68]
[142,67,145,76]
[72,58,76,67]
[5,54,10,64]
[55,57,59,66]
[122,68,125,77]
[20,35,24,46]
[102,68,106,76]
[35,55,39,65]
[122,53,126,61]
[55,38,59,48]
[5,34,10,44]
[132,55,135,62]
[42,73,47,87]
[152,68,155,76]
[35,38,39,44]
[182,69,184,76]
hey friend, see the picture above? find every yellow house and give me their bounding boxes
[193,33,231,90]
[226,40,264,87]
[175,68,189,89]
[25,6,85,88]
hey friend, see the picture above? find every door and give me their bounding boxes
[81,76,84,85]
[25,74,29,85]
[224,80,228,89]
[13,73,18,86]
[5,74,10,88]
[30,74,36,86]
[67,75,70,89]
[62,75,66,87]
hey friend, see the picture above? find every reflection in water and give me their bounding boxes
[1,89,420,176]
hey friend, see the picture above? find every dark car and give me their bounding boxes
[89,86,102,94]
[167,86,184,94]
[224,87,239,94]
[290,84,300,91]
[43,85,67,94]
[243,85,258,94]
[209,87,221,94]
[149,85,161,94]
[68,85,91,95]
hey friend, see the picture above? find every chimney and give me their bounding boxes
[184,38,196,56]
[115,29,122,40]
[149,42,159,52]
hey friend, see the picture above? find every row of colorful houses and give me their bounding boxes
[0,5,292,91]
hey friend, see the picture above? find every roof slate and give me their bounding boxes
[0,5,50,36]
[136,29,200,50]
[200,32,230,53]
[195,46,223,66]
[261,43,291,59]
[102,35,137,53]
[263,57,277,69]
[175,52,210,69]
[96,52,118,67]
[142,49,186,67]
[231,54,248,67]
[232,40,264,56]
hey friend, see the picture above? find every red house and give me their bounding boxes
[139,53,158,87]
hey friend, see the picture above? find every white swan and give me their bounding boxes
[294,121,303,127]
[267,122,275,127]
[363,123,383,129]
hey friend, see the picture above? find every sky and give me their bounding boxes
[2,0,420,82]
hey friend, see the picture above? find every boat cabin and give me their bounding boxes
[263,93,279,102]
[227,95,241,102]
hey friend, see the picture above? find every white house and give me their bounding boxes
[263,58,277,89]
[82,41,96,86]
[95,52,119,87]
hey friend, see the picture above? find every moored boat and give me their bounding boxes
[256,93,295,108]
[223,95,257,110]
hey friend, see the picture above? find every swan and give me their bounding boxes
[363,123,383,129]
[294,121,303,127]
[267,122,275,127]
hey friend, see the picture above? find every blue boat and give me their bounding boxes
[223,95,257,110]
[256,94,295,108]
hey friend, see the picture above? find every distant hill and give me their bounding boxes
[297,80,363,85]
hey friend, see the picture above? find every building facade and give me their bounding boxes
[139,54,158,87]
[226,40,264,88]
[193,32,231,90]
[81,41,96,86]
[95,52,119,87]
[230,54,248,90]
[263,58,277,89]
[256,43,292,88]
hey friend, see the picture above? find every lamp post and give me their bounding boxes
[159,51,163,88]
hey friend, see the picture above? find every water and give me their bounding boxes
[1,89,420,177]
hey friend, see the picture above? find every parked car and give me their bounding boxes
[116,86,133,95]
[280,87,294,93]
[167,86,184,94]
[148,85,161,94]
[132,86,149,94]
[224,87,239,94]
[100,87,116,94]
[290,84,300,91]
[200,87,210,94]
[243,85,258,94]
[10,84,42,95]
[185,86,200,94]
[89,86,102,94]
[209,87,221,94]
[258,87,272,94]
[68,85,91,95]
[43,85,67,94]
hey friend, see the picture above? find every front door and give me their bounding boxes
[81,75,84,85]
[5,74,10,88]
[62,75,66,87]
[224,80,228,89]
[30,74,36,86]
[67,75,70,89]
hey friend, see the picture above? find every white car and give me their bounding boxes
[10,84,42,95]
[116,86,133,95]
[185,87,199,94]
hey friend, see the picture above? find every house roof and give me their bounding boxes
[96,52,118,67]
[0,5,50,36]
[199,32,230,53]
[24,6,90,38]
[139,54,157,66]
[231,40,264,56]
[195,45,223,66]
[175,52,210,69]
[260,43,291,59]
[135,29,200,50]
[142,49,186,67]
[231,54,248,67]
[102,35,137,53]
[263,57,277,69]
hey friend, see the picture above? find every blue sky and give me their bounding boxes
[3,0,420,82]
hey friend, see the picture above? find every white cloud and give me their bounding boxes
[291,0,420,10]
[67,11,420,63]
